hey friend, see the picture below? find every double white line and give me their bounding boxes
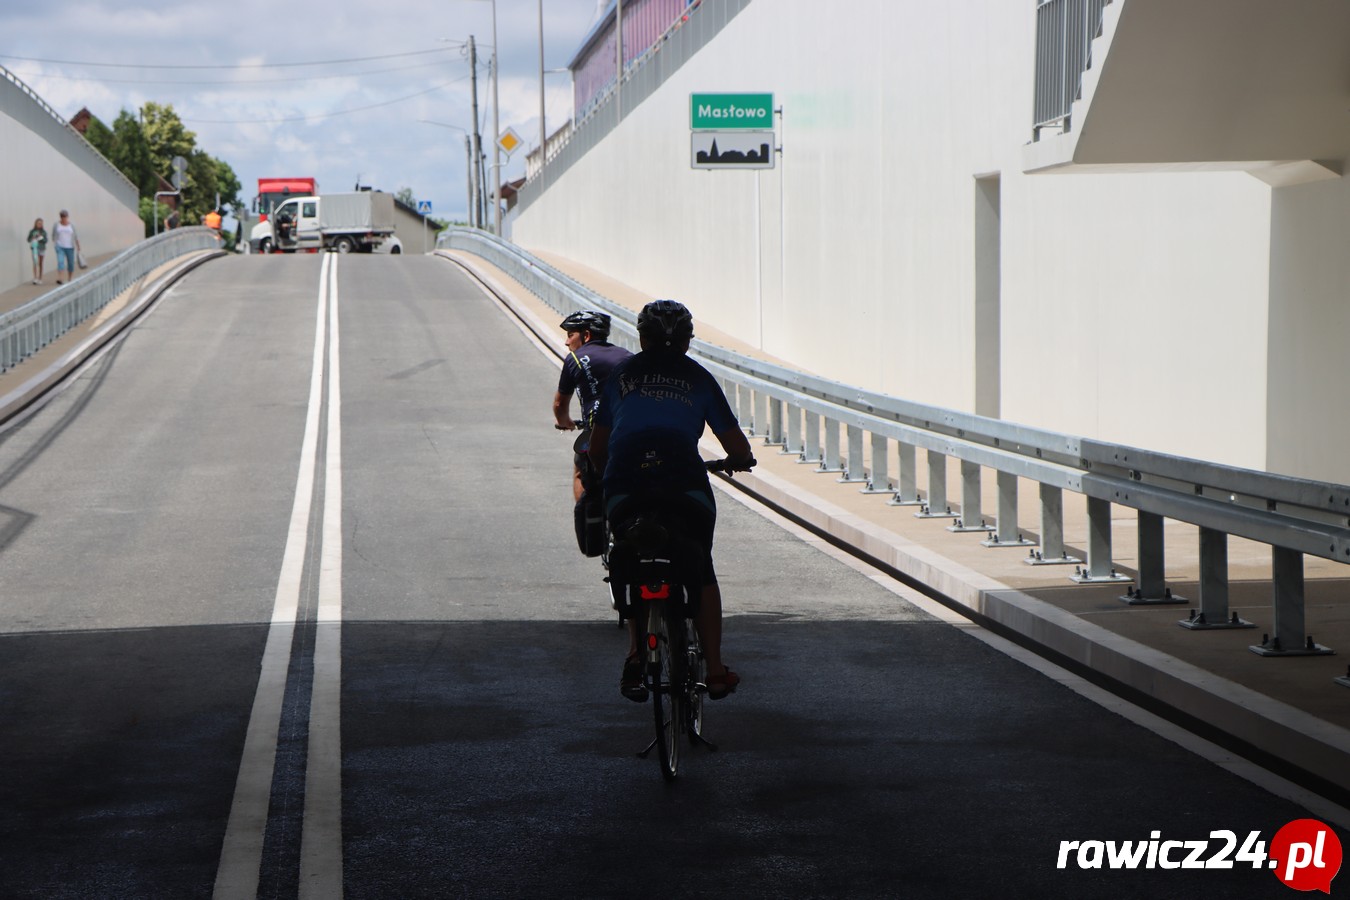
[214,255,344,899]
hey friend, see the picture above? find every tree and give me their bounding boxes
[82,114,115,160]
[109,110,158,198]
[395,187,416,208]
[140,102,196,181]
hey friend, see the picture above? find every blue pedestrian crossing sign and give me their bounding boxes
[417,200,432,215]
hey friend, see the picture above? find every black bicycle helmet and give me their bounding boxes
[559,310,611,341]
[636,299,693,349]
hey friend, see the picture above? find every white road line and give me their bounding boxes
[213,257,334,899]
[301,254,344,898]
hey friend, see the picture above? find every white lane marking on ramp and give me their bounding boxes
[213,254,343,898]
[301,254,344,898]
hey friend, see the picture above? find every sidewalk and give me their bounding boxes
[437,247,1350,808]
[0,251,219,419]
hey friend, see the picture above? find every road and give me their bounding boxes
[0,253,1338,899]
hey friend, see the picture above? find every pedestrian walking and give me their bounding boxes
[26,217,47,284]
[51,210,80,284]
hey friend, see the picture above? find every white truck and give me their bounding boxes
[255,191,397,254]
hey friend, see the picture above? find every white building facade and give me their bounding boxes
[513,0,1350,483]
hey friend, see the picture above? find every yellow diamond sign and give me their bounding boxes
[497,127,523,155]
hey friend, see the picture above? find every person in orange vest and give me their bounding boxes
[204,208,222,237]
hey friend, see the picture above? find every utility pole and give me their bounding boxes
[468,35,486,230]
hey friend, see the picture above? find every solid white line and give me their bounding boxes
[301,254,344,898]
[214,255,331,899]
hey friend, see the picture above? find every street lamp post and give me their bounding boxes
[538,0,546,164]
[418,121,476,229]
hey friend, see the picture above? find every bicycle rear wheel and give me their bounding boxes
[649,602,685,780]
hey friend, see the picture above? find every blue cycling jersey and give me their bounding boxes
[557,340,632,430]
[595,350,738,496]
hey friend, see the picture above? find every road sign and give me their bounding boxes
[497,127,523,156]
[171,155,187,190]
[690,93,773,130]
[691,131,775,170]
[417,200,432,215]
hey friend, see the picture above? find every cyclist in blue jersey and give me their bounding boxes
[589,300,754,701]
[552,311,632,502]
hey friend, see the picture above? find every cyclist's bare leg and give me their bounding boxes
[694,582,733,684]
[572,463,585,503]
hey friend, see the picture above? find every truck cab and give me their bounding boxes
[271,197,321,252]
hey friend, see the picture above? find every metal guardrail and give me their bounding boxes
[439,227,1345,664]
[1033,0,1111,137]
[0,228,222,374]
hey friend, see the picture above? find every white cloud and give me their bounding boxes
[2,0,606,220]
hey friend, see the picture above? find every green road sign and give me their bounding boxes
[690,93,774,130]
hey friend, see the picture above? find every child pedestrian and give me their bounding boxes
[27,217,46,284]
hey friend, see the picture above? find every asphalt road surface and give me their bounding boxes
[0,253,1339,899]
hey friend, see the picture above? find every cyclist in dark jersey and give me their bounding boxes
[589,300,754,701]
[552,311,632,502]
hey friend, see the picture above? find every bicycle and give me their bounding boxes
[607,457,754,780]
[557,419,621,623]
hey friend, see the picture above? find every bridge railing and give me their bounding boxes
[439,227,1347,667]
[0,228,222,374]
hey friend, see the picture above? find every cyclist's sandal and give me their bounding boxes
[621,653,648,702]
[706,665,740,700]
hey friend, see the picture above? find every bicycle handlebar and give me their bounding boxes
[706,456,757,475]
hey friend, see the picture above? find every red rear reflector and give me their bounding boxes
[647,633,658,650]
[640,584,671,600]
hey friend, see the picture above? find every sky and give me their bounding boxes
[1,0,610,222]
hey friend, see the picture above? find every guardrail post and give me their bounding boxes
[862,432,892,494]
[1180,528,1254,630]
[1250,548,1333,656]
[802,410,822,465]
[1072,497,1129,583]
[753,391,769,438]
[916,450,957,519]
[949,461,994,533]
[888,442,923,506]
[1121,512,1186,605]
[839,425,866,482]
[983,471,1034,546]
[767,397,785,446]
[782,402,802,456]
[819,418,844,473]
[1026,484,1080,565]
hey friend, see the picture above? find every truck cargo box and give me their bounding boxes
[317,191,397,233]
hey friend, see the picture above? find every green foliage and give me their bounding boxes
[82,114,115,159]
[110,110,158,197]
[141,102,196,178]
[395,186,416,207]
[79,102,242,235]
[138,197,175,237]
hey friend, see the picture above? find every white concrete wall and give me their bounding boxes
[1,111,143,290]
[515,0,1295,476]
[1266,176,1350,482]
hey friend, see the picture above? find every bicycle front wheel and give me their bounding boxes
[687,625,706,744]
[649,602,685,781]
